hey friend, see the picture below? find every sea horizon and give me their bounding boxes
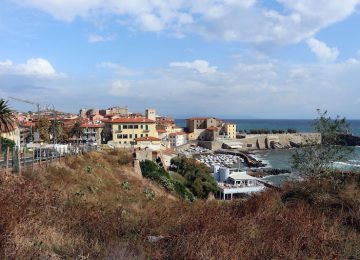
[175,119,360,136]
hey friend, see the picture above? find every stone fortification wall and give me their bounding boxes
[238,133,321,150]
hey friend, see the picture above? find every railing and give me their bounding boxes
[0,145,99,175]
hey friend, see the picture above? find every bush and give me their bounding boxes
[140,160,195,200]
[0,137,15,153]
[170,157,217,199]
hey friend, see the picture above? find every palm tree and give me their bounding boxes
[0,99,15,133]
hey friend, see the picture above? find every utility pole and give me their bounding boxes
[9,97,41,142]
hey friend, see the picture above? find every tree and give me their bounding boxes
[0,99,16,134]
[170,157,218,199]
[292,110,353,179]
[50,120,68,143]
[71,121,82,144]
[36,118,51,142]
[0,137,15,152]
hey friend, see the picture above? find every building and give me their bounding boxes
[80,123,104,145]
[134,136,162,149]
[145,108,156,121]
[103,117,158,147]
[186,117,224,132]
[100,106,129,116]
[213,167,265,200]
[169,132,187,147]
[224,123,237,139]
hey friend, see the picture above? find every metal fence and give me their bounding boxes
[0,144,99,175]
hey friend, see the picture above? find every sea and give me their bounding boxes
[175,119,360,185]
[175,119,360,136]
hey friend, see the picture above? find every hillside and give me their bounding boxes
[0,150,359,259]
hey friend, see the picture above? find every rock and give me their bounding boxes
[147,235,165,243]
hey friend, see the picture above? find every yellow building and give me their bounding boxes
[224,123,237,139]
[104,117,158,147]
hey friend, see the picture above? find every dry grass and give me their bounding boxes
[0,150,359,259]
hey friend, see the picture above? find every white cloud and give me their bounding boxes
[97,62,138,76]
[306,38,339,62]
[109,80,130,96]
[170,60,217,73]
[0,58,65,78]
[16,0,360,44]
[99,57,360,117]
[88,34,115,43]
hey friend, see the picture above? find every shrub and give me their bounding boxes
[143,187,155,200]
[121,181,130,191]
[171,157,217,199]
[84,165,94,174]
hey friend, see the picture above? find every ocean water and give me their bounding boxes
[253,147,360,185]
[175,119,360,136]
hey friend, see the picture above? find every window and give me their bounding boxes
[134,125,138,129]
[146,134,148,137]
[118,125,121,130]
[117,134,122,139]
[123,134,128,139]
[129,125,134,129]
[123,125,128,129]
[129,134,132,138]
[140,125,143,129]
[145,125,148,130]
[141,134,143,137]
[135,134,138,138]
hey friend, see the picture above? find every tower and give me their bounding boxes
[145,108,156,121]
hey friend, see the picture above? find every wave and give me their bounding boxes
[333,161,360,167]
[349,160,360,163]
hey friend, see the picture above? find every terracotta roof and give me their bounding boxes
[162,148,175,155]
[157,129,166,133]
[103,117,155,123]
[206,126,219,131]
[80,124,104,128]
[135,136,161,142]
[21,122,36,127]
[169,131,187,136]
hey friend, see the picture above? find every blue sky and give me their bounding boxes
[0,0,360,119]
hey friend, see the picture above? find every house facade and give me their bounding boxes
[80,123,104,145]
[103,117,158,147]
[169,132,187,147]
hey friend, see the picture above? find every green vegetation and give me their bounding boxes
[140,160,194,201]
[36,117,51,142]
[0,137,15,153]
[292,110,354,179]
[170,157,218,199]
[0,99,15,133]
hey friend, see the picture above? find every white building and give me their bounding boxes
[213,166,265,200]
[169,132,187,147]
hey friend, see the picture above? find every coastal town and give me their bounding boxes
[0,103,322,200]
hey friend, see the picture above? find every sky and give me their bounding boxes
[0,0,360,119]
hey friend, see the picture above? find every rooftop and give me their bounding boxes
[103,117,155,123]
[169,131,187,136]
[135,136,161,142]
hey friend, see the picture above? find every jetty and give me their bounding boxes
[215,150,266,168]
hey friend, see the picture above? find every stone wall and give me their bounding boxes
[237,133,321,150]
